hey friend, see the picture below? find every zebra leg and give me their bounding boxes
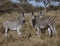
[35,26,40,37]
[54,27,56,35]
[53,24,56,34]
[48,27,51,37]
[50,26,55,35]
[17,28,22,37]
[53,26,57,37]
[49,25,56,37]
[5,28,8,37]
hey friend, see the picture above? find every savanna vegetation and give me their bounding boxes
[0,0,60,46]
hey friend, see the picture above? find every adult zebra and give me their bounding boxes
[31,11,56,37]
[3,12,25,37]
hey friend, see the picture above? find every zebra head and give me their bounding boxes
[31,12,36,27]
[39,11,44,19]
[31,12,35,20]
[17,12,25,24]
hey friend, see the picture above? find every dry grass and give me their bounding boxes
[0,10,60,46]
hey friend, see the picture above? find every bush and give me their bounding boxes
[0,1,43,13]
[46,5,60,11]
[0,0,60,14]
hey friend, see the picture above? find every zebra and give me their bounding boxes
[31,12,36,27]
[31,11,56,37]
[3,12,25,37]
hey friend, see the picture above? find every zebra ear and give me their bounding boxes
[22,12,25,16]
[32,12,33,15]
[39,11,44,16]
[39,11,42,15]
[31,12,34,16]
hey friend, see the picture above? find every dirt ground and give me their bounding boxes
[0,10,60,46]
